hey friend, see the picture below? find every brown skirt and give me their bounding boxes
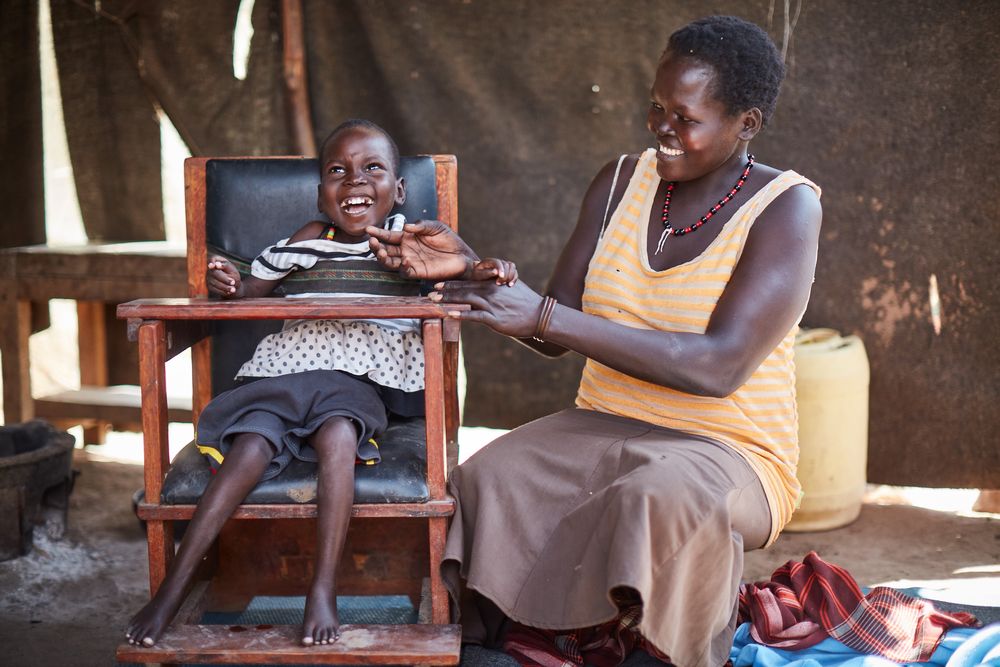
[442,408,771,667]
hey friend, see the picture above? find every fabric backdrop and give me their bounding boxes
[2,0,48,333]
[6,0,997,486]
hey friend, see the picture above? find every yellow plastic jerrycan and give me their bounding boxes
[785,328,870,532]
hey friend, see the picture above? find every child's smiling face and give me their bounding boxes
[318,126,405,242]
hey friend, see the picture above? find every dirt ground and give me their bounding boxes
[0,452,149,666]
[0,448,997,667]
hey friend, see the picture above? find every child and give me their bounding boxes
[125,119,515,648]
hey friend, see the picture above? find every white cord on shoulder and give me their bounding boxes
[599,154,627,240]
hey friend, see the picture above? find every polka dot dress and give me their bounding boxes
[237,319,424,391]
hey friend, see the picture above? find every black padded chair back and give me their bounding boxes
[204,156,437,395]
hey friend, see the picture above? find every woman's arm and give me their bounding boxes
[542,184,822,395]
[435,183,821,396]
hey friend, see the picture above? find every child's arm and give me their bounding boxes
[208,222,327,299]
[207,257,280,299]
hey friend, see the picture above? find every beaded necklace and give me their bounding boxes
[654,153,754,255]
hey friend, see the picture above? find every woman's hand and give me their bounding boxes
[366,220,479,280]
[429,279,543,338]
[207,257,243,298]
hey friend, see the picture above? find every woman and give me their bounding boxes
[368,15,821,667]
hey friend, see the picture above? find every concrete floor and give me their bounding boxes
[0,448,997,667]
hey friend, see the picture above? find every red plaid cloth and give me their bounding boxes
[738,551,979,662]
[502,605,673,667]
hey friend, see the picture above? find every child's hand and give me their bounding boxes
[470,258,518,286]
[207,257,243,298]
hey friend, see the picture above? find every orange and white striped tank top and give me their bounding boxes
[576,148,821,543]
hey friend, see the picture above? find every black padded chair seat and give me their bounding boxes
[161,417,429,505]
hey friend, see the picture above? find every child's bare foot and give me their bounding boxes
[301,583,340,646]
[125,588,184,647]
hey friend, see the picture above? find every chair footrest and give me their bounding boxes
[115,622,461,665]
[137,498,456,520]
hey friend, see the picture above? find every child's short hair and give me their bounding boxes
[664,16,785,127]
[318,119,401,175]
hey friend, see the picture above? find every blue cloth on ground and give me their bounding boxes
[730,622,1000,667]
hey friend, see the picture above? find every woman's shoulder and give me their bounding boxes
[595,149,656,179]
[747,164,822,235]
[753,162,821,197]
[587,150,652,204]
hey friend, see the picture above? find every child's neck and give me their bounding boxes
[328,225,370,244]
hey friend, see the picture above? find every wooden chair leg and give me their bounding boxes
[138,320,173,596]
[428,516,449,624]
[147,519,175,596]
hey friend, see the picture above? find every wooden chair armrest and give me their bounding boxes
[124,319,210,362]
[117,296,468,321]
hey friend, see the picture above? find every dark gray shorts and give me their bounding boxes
[196,369,388,480]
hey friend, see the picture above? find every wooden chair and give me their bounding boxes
[116,155,463,665]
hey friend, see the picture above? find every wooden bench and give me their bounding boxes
[0,241,192,440]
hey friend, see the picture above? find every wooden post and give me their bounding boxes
[184,157,209,298]
[139,320,174,594]
[186,157,211,431]
[435,155,461,474]
[0,297,32,425]
[421,319,451,623]
[422,320,447,499]
[443,319,461,474]
[76,300,109,443]
[190,337,211,432]
[281,0,316,156]
[433,156,458,234]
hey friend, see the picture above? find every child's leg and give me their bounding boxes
[301,416,358,646]
[125,433,275,646]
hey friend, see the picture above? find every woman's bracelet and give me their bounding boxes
[533,296,557,342]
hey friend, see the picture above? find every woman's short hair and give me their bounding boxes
[665,16,785,126]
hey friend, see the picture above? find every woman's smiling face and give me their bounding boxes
[318,126,405,242]
[647,55,751,183]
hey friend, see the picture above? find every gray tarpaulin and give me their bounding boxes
[8,0,998,486]
[50,0,164,242]
[2,0,49,332]
[2,0,45,248]
[125,0,291,157]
